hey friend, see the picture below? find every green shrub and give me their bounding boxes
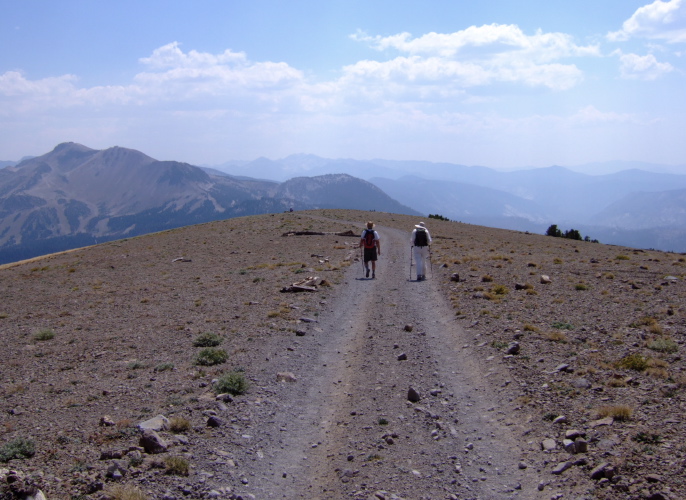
[168,416,191,433]
[616,353,648,371]
[105,484,148,500]
[164,456,189,476]
[378,418,389,425]
[214,371,249,395]
[0,437,36,462]
[194,348,228,366]
[193,332,223,347]
[648,338,678,354]
[154,362,175,372]
[34,328,54,341]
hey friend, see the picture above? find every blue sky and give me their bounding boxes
[1,0,685,169]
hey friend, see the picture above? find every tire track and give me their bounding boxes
[245,222,545,499]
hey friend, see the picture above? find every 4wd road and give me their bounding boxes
[244,222,545,499]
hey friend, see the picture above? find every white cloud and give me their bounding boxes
[349,24,598,91]
[571,105,637,124]
[607,0,686,43]
[616,51,674,79]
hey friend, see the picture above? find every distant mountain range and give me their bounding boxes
[2,143,686,262]
[213,155,686,252]
[0,143,417,264]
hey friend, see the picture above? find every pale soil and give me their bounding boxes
[0,209,685,500]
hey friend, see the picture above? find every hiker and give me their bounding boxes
[360,221,381,279]
[411,221,432,281]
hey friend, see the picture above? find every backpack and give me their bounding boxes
[362,230,376,249]
[414,228,428,247]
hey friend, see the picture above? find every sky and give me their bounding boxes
[1,0,685,170]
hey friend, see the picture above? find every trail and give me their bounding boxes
[244,223,545,499]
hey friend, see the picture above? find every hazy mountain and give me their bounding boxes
[0,143,418,264]
[594,189,686,230]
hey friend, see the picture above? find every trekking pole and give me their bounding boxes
[429,245,433,278]
[360,246,365,275]
[409,246,413,281]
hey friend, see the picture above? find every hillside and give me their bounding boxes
[0,209,684,499]
[0,144,418,264]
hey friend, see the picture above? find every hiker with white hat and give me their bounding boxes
[411,221,432,281]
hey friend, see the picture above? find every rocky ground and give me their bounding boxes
[0,209,684,500]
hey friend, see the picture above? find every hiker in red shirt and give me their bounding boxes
[359,221,381,279]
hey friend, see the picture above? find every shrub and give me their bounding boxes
[34,328,54,341]
[378,418,389,425]
[632,432,662,444]
[648,338,678,353]
[616,353,648,371]
[154,362,175,372]
[0,437,36,462]
[551,321,574,330]
[481,275,493,282]
[169,416,191,433]
[491,284,509,295]
[523,324,538,332]
[575,283,588,291]
[194,348,228,366]
[214,371,249,395]
[164,455,189,476]
[597,405,632,421]
[546,331,568,343]
[105,485,148,500]
[193,332,223,347]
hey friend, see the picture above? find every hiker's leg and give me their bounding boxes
[413,247,423,278]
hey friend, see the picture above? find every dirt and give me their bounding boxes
[0,209,685,500]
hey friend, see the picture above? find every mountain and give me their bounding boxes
[370,176,549,232]
[0,143,418,264]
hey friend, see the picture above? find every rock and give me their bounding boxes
[540,275,552,284]
[514,283,527,290]
[450,273,460,282]
[276,372,297,383]
[505,342,520,355]
[106,459,129,478]
[518,462,528,469]
[295,329,306,336]
[565,429,584,440]
[137,415,169,431]
[407,387,420,402]
[100,449,123,460]
[207,416,224,428]
[404,324,414,332]
[552,415,568,424]
[572,378,591,389]
[553,363,571,373]
[575,438,588,453]
[590,416,614,428]
[216,393,234,403]
[541,438,557,451]
[590,462,612,480]
[551,461,572,475]
[139,429,168,454]
[397,353,408,361]
[563,439,576,453]
[99,415,116,427]
[429,389,441,396]
[645,474,662,483]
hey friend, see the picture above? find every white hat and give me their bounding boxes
[415,222,425,228]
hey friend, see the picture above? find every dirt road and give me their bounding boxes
[243,223,545,499]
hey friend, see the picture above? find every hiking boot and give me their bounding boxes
[366,268,370,278]
[372,272,375,279]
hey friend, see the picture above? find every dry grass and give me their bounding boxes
[104,484,148,500]
[596,405,632,421]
